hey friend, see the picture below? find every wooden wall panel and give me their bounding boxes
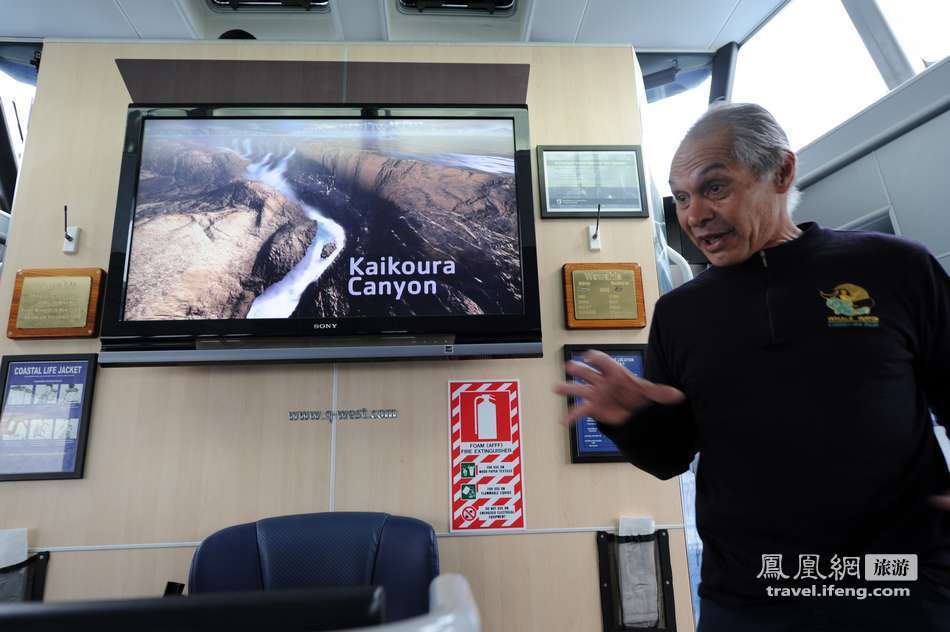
[0,41,694,631]
[0,364,333,545]
[42,548,195,601]
[439,529,694,631]
[334,357,683,530]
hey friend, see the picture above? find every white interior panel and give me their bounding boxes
[528,0,588,42]
[576,0,736,50]
[116,0,197,39]
[0,0,792,48]
[795,154,890,229]
[335,0,385,41]
[875,110,950,256]
[0,0,138,39]
[710,0,788,49]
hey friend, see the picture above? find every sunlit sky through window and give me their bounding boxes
[731,0,888,151]
[643,78,711,198]
[877,0,950,71]
[0,65,36,165]
[642,0,950,196]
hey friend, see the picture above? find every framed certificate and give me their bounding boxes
[0,354,97,481]
[564,344,646,463]
[538,146,648,219]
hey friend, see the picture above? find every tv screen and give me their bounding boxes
[101,106,541,364]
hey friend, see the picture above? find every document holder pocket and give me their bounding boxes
[0,552,49,602]
[596,530,676,631]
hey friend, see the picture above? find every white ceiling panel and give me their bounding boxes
[710,0,788,50]
[335,0,384,41]
[0,0,794,51]
[0,0,139,39]
[116,0,197,39]
[528,0,589,42]
[576,0,740,51]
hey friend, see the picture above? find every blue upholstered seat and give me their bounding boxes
[188,512,439,622]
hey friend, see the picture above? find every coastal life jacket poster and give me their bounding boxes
[0,359,92,479]
[123,118,523,321]
[448,379,525,532]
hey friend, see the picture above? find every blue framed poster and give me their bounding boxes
[564,344,646,463]
[0,354,97,481]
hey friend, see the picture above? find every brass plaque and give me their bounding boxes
[571,269,638,320]
[562,262,645,329]
[16,276,91,329]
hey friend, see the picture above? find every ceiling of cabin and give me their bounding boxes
[0,0,789,52]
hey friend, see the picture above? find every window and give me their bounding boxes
[643,76,711,197]
[877,0,950,71]
[0,45,39,273]
[0,64,36,169]
[732,0,888,150]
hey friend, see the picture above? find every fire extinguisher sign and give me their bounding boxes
[448,380,526,532]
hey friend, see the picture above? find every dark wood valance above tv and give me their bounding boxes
[114,59,530,105]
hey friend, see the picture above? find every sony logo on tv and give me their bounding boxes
[313,322,338,330]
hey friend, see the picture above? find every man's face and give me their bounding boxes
[669,132,789,267]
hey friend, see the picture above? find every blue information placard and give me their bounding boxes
[0,354,97,480]
[564,344,646,463]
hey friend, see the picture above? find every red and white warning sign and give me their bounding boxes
[448,380,525,531]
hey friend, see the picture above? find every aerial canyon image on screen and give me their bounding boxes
[124,118,523,321]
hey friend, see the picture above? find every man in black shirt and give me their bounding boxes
[555,103,950,631]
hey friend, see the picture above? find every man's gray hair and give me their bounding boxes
[683,102,800,215]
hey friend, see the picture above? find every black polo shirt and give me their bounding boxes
[600,222,950,605]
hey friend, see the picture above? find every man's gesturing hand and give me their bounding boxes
[553,350,686,426]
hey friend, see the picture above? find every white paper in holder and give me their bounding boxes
[617,516,659,627]
[619,516,655,537]
[0,528,28,569]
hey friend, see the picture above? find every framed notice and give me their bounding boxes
[563,263,646,329]
[538,145,648,219]
[564,345,646,463]
[7,268,105,339]
[0,354,97,481]
[448,380,525,532]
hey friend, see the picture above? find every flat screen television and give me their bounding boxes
[99,105,541,365]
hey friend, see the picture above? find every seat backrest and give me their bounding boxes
[188,512,439,622]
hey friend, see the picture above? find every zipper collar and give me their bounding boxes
[756,222,823,260]
[709,222,824,275]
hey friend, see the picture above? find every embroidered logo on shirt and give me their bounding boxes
[820,284,880,327]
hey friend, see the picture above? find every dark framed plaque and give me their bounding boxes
[0,354,97,481]
[564,344,646,463]
[538,145,648,219]
[563,263,646,329]
[7,268,105,339]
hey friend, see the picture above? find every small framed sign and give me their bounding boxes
[0,354,97,481]
[7,268,105,339]
[563,263,646,329]
[538,145,648,219]
[564,344,646,463]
